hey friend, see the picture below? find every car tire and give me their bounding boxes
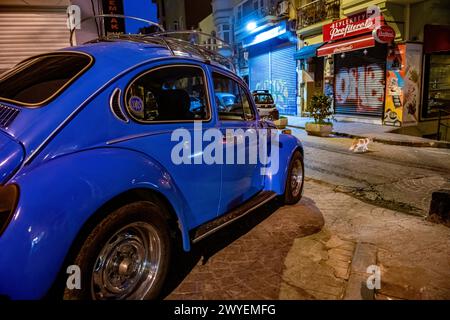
[63,200,172,300]
[281,151,304,205]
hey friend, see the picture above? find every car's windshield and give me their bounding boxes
[0,53,93,106]
[254,94,274,104]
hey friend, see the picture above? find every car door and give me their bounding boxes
[211,70,265,215]
[121,63,221,227]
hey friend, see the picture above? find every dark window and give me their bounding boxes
[253,94,274,104]
[125,66,209,122]
[422,53,450,119]
[213,72,254,121]
[0,53,92,106]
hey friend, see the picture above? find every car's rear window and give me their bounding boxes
[254,94,274,104]
[0,52,93,106]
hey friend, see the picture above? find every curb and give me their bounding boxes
[287,125,450,149]
[344,242,378,300]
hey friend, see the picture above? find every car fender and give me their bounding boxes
[0,147,191,300]
[263,133,303,195]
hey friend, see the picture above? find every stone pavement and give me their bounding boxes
[286,116,450,148]
[165,181,450,300]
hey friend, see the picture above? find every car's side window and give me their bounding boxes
[125,65,210,122]
[212,72,247,121]
[239,86,255,120]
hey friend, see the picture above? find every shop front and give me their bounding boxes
[244,20,298,116]
[0,0,71,73]
[421,24,450,121]
[294,41,324,116]
[317,12,396,122]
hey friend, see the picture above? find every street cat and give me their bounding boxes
[349,137,373,153]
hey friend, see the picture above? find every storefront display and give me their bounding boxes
[421,24,450,120]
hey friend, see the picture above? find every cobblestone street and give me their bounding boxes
[295,128,450,216]
[165,131,450,300]
[166,180,450,300]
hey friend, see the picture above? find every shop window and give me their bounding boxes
[422,53,450,119]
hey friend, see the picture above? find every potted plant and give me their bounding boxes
[274,115,288,129]
[305,93,333,137]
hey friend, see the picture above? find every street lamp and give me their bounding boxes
[246,21,257,32]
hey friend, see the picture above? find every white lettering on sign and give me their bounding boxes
[329,19,375,40]
[335,63,385,111]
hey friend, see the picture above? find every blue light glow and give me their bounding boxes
[246,21,257,31]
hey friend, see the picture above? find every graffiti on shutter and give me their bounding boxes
[334,45,386,117]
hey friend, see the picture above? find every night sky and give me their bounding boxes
[123,0,158,33]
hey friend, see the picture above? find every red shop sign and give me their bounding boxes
[323,15,384,42]
[373,25,395,43]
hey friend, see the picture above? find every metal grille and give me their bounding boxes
[334,45,387,117]
[0,9,70,72]
[0,104,19,128]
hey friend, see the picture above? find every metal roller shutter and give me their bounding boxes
[249,42,297,116]
[0,9,71,72]
[334,45,387,117]
[270,44,297,116]
[249,52,271,92]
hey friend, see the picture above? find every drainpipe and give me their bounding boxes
[404,3,410,41]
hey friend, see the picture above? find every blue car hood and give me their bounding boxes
[0,130,24,184]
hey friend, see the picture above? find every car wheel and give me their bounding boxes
[63,201,171,300]
[282,151,304,205]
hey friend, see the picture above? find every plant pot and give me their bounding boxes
[305,122,333,137]
[274,117,288,129]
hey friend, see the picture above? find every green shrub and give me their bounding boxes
[307,93,333,125]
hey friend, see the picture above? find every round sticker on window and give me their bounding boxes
[129,96,144,113]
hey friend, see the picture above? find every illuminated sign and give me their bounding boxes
[102,0,125,34]
[323,14,383,42]
[373,25,395,43]
[243,21,287,48]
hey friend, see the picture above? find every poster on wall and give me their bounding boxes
[384,44,405,126]
[403,43,423,126]
[384,43,423,126]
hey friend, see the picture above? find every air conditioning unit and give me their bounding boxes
[277,1,290,16]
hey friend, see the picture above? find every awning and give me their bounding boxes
[317,34,375,57]
[293,43,323,60]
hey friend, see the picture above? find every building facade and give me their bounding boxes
[0,0,158,72]
[230,0,299,115]
[152,0,212,31]
[293,0,450,139]
[0,0,71,73]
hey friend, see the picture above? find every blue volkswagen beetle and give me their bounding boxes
[0,31,304,300]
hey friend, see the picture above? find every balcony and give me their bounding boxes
[297,0,340,30]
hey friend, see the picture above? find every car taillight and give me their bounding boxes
[0,184,19,236]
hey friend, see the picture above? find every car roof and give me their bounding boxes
[66,40,231,75]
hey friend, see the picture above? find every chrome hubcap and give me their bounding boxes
[291,159,303,197]
[91,222,162,300]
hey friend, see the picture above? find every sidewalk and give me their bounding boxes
[285,116,450,149]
